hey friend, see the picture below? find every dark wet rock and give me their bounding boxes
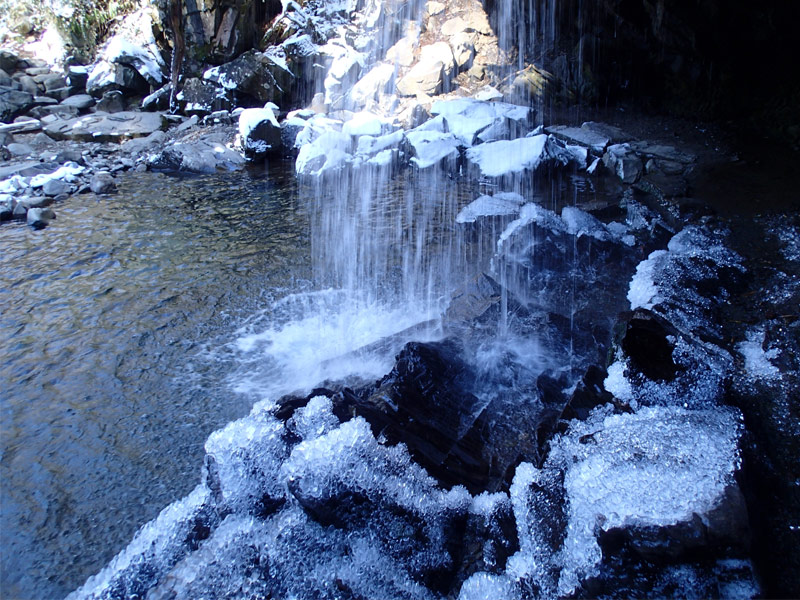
[0,87,34,122]
[603,143,643,184]
[54,149,85,165]
[26,206,55,228]
[12,201,27,219]
[120,130,167,155]
[60,94,96,110]
[96,90,126,113]
[560,364,616,421]
[0,51,18,73]
[177,78,229,116]
[21,196,55,209]
[202,50,292,105]
[239,107,282,157]
[459,494,519,581]
[0,69,11,88]
[620,309,683,382]
[545,124,609,153]
[147,139,246,173]
[14,74,39,96]
[66,66,89,89]
[87,62,150,97]
[44,111,166,143]
[141,85,171,111]
[89,172,117,194]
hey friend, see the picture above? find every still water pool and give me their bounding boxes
[0,164,310,599]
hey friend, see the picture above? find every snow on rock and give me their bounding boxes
[342,111,385,136]
[238,104,282,155]
[545,124,609,153]
[551,405,745,595]
[431,98,532,146]
[29,162,84,187]
[296,130,353,176]
[466,135,548,177]
[456,192,525,223]
[346,62,395,110]
[737,328,782,382]
[406,129,460,169]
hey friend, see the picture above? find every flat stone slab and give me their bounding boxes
[545,125,609,153]
[43,111,166,142]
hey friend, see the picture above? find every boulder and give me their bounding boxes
[66,65,90,89]
[0,87,34,122]
[60,94,95,110]
[238,105,282,156]
[148,139,246,173]
[396,42,455,96]
[177,78,229,116]
[29,104,80,119]
[203,51,291,104]
[141,85,171,111]
[450,32,475,68]
[96,90,126,113]
[603,143,643,183]
[26,206,55,228]
[42,179,70,196]
[6,142,34,157]
[43,112,165,143]
[346,63,395,110]
[0,51,18,73]
[89,172,117,194]
[86,62,150,97]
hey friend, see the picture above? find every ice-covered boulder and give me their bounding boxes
[238,104,282,156]
[203,50,292,104]
[603,142,643,183]
[465,135,548,177]
[455,192,525,223]
[346,62,395,110]
[86,36,165,97]
[431,98,532,146]
[406,129,460,169]
[295,130,352,176]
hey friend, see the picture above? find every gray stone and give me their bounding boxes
[60,94,95,110]
[546,125,610,153]
[0,51,18,73]
[396,43,455,96]
[96,90,126,113]
[27,206,55,228]
[0,195,15,221]
[33,95,59,105]
[90,172,117,194]
[29,104,81,119]
[42,74,67,92]
[449,32,475,68]
[42,179,70,196]
[141,85,171,111]
[581,121,629,144]
[121,129,167,155]
[148,139,246,173]
[0,118,40,135]
[27,68,52,77]
[21,195,55,208]
[0,68,11,87]
[6,142,34,156]
[15,75,39,96]
[0,86,34,122]
[603,143,643,184]
[12,202,28,219]
[67,66,89,89]
[43,111,166,143]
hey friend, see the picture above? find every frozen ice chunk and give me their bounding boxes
[456,192,525,223]
[458,572,519,600]
[342,111,385,136]
[466,135,547,177]
[287,395,340,441]
[406,130,460,169]
[548,405,743,595]
[204,410,287,514]
[295,130,352,176]
[431,98,531,146]
[737,328,782,382]
[561,206,616,242]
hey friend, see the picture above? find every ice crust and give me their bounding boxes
[455,192,525,223]
[737,327,782,382]
[406,130,460,169]
[430,98,531,146]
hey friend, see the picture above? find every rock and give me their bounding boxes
[0,87,34,122]
[60,94,95,110]
[6,142,34,157]
[177,78,229,116]
[54,149,85,164]
[455,192,525,223]
[12,202,27,219]
[0,51,18,73]
[463,9,492,35]
[346,63,395,110]
[141,85,171,111]
[29,104,80,119]
[545,124,610,153]
[66,65,89,89]
[87,61,150,97]
[0,69,12,87]
[405,129,460,169]
[41,74,67,93]
[148,139,246,173]
[21,195,55,209]
[431,98,532,146]
[396,42,455,96]
[239,105,282,156]
[43,111,165,143]
[89,172,117,194]
[581,121,629,144]
[0,118,41,134]
[27,206,55,228]
[42,178,70,196]
[202,50,291,104]
[450,32,475,68]
[425,1,445,16]
[120,130,167,155]
[603,143,643,183]
[0,196,14,221]
[87,35,164,97]
[96,90,126,113]
[385,36,416,68]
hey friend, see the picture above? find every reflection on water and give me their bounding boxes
[0,163,308,599]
